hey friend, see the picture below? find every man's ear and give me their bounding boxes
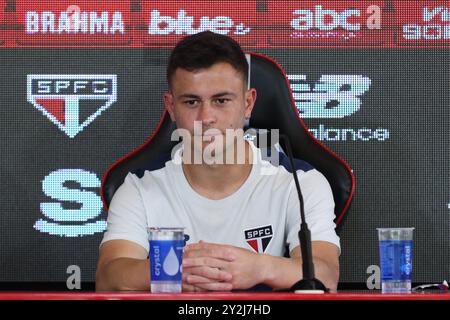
[164,91,176,122]
[244,88,257,119]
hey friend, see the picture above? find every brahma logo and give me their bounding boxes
[148,9,251,35]
[27,74,117,138]
[26,11,125,34]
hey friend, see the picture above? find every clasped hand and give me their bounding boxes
[182,240,265,292]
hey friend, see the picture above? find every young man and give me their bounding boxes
[96,31,340,292]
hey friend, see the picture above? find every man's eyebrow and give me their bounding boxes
[177,92,237,99]
[178,94,200,99]
[211,92,236,98]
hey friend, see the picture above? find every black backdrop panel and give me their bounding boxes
[0,47,448,286]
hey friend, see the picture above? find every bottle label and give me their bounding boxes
[379,240,413,281]
[149,239,184,281]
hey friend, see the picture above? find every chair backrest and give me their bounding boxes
[101,52,355,233]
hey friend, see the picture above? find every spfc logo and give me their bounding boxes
[244,225,273,253]
[27,74,117,138]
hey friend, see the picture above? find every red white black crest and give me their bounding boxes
[244,225,273,253]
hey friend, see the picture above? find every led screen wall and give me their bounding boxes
[0,0,448,288]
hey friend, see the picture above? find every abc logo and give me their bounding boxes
[291,5,361,31]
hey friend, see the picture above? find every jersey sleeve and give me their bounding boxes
[100,172,150,253]
[285,169,341,254]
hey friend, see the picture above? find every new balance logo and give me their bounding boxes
[27,74,117,138]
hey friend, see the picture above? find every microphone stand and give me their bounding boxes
[280,134,328,293]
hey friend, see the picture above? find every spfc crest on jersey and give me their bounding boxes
[27,74,117,138]
[244,225,273,253]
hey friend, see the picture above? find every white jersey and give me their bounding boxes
[101,140,340,256]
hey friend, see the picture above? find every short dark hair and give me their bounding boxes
[167,31,248,88]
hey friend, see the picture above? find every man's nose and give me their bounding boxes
[197,103,216,125]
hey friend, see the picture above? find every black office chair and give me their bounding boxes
[101,52,355,234]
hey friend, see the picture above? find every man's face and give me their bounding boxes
[164,62,256,162]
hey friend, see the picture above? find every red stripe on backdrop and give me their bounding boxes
[0,1,450,48]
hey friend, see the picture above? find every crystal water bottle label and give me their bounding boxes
[379,240,413,281]
[149,239,184,281]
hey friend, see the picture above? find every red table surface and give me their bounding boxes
[0,292,449,300]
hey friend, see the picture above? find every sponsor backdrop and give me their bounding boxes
[0,1,449,289]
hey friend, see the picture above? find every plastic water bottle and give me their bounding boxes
[377,228,414,293]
